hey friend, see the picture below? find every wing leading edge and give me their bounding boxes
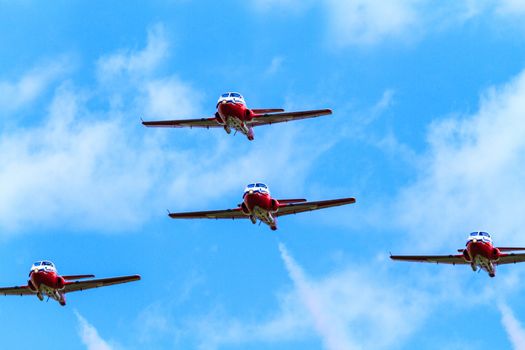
[0,285,33,296]
[142,109,331,128]
[168,208,246,220]
[63,275,141,293]
[249,109,332,127]
[0,275,140,296]
[142,117,220,128]
[496,253,525,265]
[275,197,356,217]
[390,255,467,265]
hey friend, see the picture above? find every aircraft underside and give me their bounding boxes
[251,206,277,230]
[473,255,496,277]
[223,116,254,140]
[39,285,66,305]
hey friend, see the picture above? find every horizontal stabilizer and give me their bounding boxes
[497,247,525,252]
[62,275,95,280]
[251,108,285,114]
[277,199,307,204]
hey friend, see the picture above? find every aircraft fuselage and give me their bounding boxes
[216,101,255,140]
[464,240,499,277]
[242,191,279,230]
[28,270,66,305]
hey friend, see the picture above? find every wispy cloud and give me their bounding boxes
[183,244,431,350]
[75,311,115,350]
[0,60,67,114]
[264,56,285,76]
[325,0,419,47]
[499,303,525,350]
[394,67,525,248]
[0,25,333,234]
[0,83,161,232]
[97,23,169,81]
[497,0,525,16]
[142,76,203,119]
[251,0,525,48]
[251,0,314,13]
[278,243,358,350]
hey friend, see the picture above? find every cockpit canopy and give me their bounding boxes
[243,183,270,196]
[217,92,245,105]
[31,261,56,270]
[467,231,492,243]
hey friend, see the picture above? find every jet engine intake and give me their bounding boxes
[241,202,250,215]
[492,248,501,260]
[56,276,65,289]
[270,199,279,212]
[215,112,225,124]
[462,249,472,262]
[28,280,37,291]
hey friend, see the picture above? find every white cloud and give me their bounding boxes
[0,61,66,113]
[96,24,169,81]
[143,76,203,119]
[278,244,432,349]
[395,67,525,248]
[279,243,358,350]
[252,0,314,13]
[0,78,327,233]
[188,244,431,350]
[264,56,284,76]
[75,311,115,350]
[0,83,164,232]
[497,0,525,15]
[251,1,525,48]
[325,0,420,47]
[499,303,525,350]
[0,22,332,234]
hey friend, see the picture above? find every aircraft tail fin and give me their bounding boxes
[62,274,95,280]
[251,108,285,114]
[277,199,307,204]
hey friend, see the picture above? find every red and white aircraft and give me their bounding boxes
[168,183,356,230]
[0,261,140,306]
[390,231,525,277]
[142,92,332,141]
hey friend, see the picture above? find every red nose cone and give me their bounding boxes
[244,192,272,212]
[218,102,245,121]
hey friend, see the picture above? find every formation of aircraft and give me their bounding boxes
[142,92,332,141]
[3,92,516,313]
[168,183,356,230]
[0,93,345,308]
[0,261,140,306]
[390,231,525,277]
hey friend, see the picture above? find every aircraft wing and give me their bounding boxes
[497,247,525,252]
[63,275,140,293]
[390,254,467,265]
[496,253,525,265]
[168,208,247,220]
[251,108,285,114]
[62,274,95,280]
[248,109,332,127]
[142,117,220,128]
[0,285,34,296]
[275,197,355,217]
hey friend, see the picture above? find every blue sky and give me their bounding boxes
[2,1,525,349]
